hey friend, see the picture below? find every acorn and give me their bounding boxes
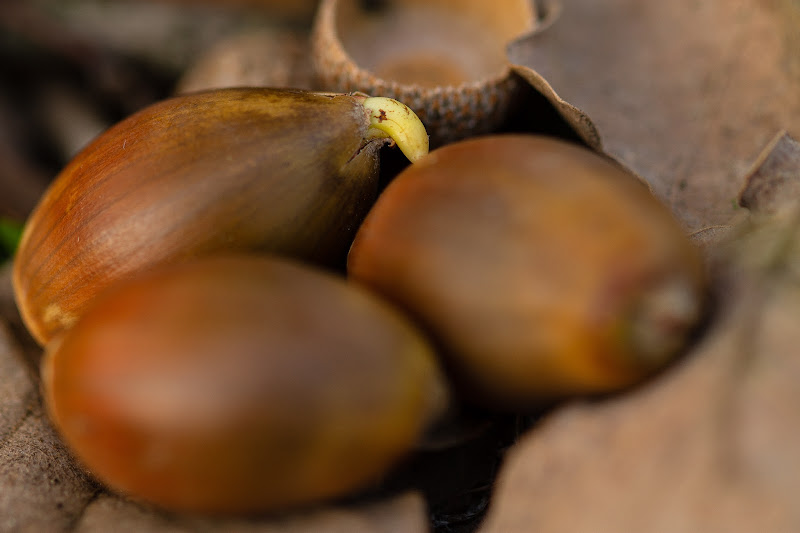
[42,254,448,514]
[347,135,707,408]
[13,87,428,346]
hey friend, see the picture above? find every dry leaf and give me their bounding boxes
[73,492,428,533]
[0,317,100,532]
[508,0,800,230]
[479,134,800,533]
[738,131,800,215]
[688,223,738,252]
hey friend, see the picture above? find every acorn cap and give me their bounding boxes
[311,0,539,146]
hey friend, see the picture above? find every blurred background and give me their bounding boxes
[0,0,321,248]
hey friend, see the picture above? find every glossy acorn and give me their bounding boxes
[42,254,448,513]
[348,135,707,408]
[13,87,428,345]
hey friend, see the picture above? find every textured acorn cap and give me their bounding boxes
[312,0,538,146]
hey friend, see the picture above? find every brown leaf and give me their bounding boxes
[738,131,800,215]
[0,263,43,374]
[478,137,800,532]
[0,317,100,532]
[509,0,800,230]
[507,2,602,153]
[73,492,428,533]
[688,223,738,251]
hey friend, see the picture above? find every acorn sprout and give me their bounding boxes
[13,88,428,345]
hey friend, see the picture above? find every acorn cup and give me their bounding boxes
[12,87,429,346]
[311,0,539,146]
[348,135,708,409]
[42,254,449,514]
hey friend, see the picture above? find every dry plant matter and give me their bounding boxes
[2,0,800,531]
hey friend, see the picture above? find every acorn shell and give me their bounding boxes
[13,88,387,346]
[42,254,448,513]
[347,135,707,408]
[311,0,538,146]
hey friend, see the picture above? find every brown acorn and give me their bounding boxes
[348,135,707,408]
[42,254,448,513]
[13,87,428,345]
